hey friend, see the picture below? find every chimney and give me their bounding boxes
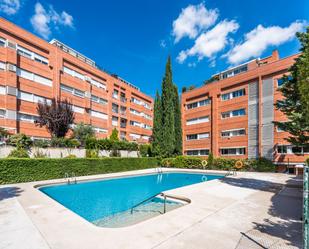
[272,50,279,61]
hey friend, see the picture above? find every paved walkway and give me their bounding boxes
[0,169,304,249]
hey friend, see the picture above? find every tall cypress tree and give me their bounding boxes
[152,91,162,155]
[173,84,182,155]
[161,56,175,157]
[274,28,309,145]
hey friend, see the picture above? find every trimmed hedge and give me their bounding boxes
[161,156,275,172]
[0,157,159,184]
[161,156,203,168]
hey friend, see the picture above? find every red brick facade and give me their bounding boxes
[181,50,307,167]
[0,18,153,143]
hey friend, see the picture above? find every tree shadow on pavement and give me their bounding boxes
[221,176,303,248]
[0,187,23,201]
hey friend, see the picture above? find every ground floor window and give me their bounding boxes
[186,149,209,156]
[220,147,246,156]
[277,145,309,155]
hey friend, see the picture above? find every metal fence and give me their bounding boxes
[304,165,309,249]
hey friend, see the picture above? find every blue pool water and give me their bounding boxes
[40,172,223,223]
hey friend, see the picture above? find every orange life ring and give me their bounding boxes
[235,160,243,169]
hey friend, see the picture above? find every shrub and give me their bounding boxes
[85,138,138,151]
[85,149,99,158]
[66,138,81,148]
[71,123,95,146]
[248,157,275,172]
[0,157,159,184]
[33,139,50,148]
[207,152,214,167]
[161,156,202,168]
[7,134,32,149]
[212,158,237,170]
[110,128,119,142]
[50,137,80,148]
[32,149,48,158]
[50,137,67,147]
[7,148,30,158]
[139,144,152,157]
[110,149,121,157]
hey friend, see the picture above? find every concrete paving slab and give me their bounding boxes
[0,169,303,249]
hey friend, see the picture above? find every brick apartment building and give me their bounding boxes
[0,18,153,143]
[181,50,308,167]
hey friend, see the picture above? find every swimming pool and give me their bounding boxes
[40,172,224,227]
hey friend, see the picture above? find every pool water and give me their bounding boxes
[40,172,223,227]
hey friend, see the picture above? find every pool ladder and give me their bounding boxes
[64,172,77,184]
[156,167,163,174]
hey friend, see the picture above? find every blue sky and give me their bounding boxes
[1,0,308,96]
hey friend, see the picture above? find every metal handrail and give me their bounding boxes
[131,192,163,214]
[130,192,191,215]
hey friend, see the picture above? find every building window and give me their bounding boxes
[93,127,108,134]
[0,109,6,118]
[112,103,119,113]
[186,149,209,156]
[186,132,210,140]
[186,116,209,125]
[72,105,84,114]
[113,89,119,99]
[277,76,292,87]
[220,147,246,156]
[17,68,52,87]
[0,61,5,70]
[63,66,85,81]
[221,128,246,138]
[18,113,38,123]
[17,45,49,65]
[221,108,246,119]
[60,84,85,98]
[90,78,106,90]
[221,65,247,79]
[0,85,6,95]
[187,98,210,109]
[112,116,118,126]
[18,91,51,104]
[90,110,108,120]
[221,89,245,101]
[0,37,6,47]
[91,95,108,105]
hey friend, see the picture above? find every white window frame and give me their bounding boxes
[90,110,108,120]
[221,128,246,138]
[186,116,209,125]
[220,147,246,156]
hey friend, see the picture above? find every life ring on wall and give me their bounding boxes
[202,160,208,167]
[234,160,243,169]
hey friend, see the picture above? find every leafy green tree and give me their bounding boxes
[274,28,309,145]
[161,56,175,157]
[109,128,119,142]
[173,84,182,155]
[152,91,163,155]
[72,122,95,146]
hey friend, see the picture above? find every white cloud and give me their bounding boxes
[0,0,20,15]
[172,3,218,43]
[177,20,239,63]
[30,2,74,39]
[227,21,306,64]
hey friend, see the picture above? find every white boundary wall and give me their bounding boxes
[0,146,138,158]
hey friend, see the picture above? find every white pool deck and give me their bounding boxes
[0,168,303,249]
